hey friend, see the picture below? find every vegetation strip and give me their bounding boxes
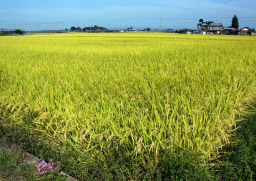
[0,138,78,181]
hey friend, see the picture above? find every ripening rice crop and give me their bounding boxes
[0,33,256,170]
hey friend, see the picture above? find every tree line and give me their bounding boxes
[69,25,108,32]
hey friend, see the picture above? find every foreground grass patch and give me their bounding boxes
[0,145,36,180]
[216,101,256,180]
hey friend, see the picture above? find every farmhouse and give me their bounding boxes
[207,23,223,34]
[240,27,253,35]
[222,27,239,35]
[200,23,208,30]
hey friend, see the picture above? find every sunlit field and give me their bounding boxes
[1,33,256,179]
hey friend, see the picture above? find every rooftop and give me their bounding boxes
[209,23,223,26]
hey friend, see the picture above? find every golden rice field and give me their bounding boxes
[1,33,256,177]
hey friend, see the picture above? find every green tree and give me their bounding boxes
[232,15,239,29]
[202,27,207,32]
[198,19,204,30]
[14,29,23,35]
[71,26,77,31]
[143,28,151,32]
[205,21,213,26]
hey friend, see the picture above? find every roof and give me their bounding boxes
[240,27,252,31]
[207,29,223,32]
[224,28,236,30]
[209,23,223,26]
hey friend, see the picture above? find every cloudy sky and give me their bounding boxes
[0,0,255,30]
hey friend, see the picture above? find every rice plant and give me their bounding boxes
[1,33,256,177]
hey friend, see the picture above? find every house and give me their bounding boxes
[207,23,223,34]
[201,23,208,29]
[240,27,253,35]
[191,30,199,34]
[222,27,239,35]
[197,23,208,34]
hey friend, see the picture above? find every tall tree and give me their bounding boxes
[232,15,239,29]
[198,19,204,30]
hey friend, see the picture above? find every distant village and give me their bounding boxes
[190,16,254,35]
[0,16,255,35]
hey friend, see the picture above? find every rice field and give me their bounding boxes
[1,33,256,178]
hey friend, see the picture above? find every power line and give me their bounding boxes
[1,17,256,24]
[1,16,255,31]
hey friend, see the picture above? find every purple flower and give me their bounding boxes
[50,159,53,162]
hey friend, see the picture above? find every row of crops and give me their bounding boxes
[1,33,256,179]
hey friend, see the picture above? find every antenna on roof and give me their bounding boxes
[217,16,219,23]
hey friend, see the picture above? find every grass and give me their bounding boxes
[216,101,256,180]
[1,33,256,179]
[0,145,36,180]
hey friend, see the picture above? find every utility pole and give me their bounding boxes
[61,21,63,31]
[160,18,163,32]
[90,21,92,33]
[77,21,79,32]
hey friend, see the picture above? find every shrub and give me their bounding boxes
[14,29,23,35]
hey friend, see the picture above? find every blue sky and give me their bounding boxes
[0,0,255,30]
